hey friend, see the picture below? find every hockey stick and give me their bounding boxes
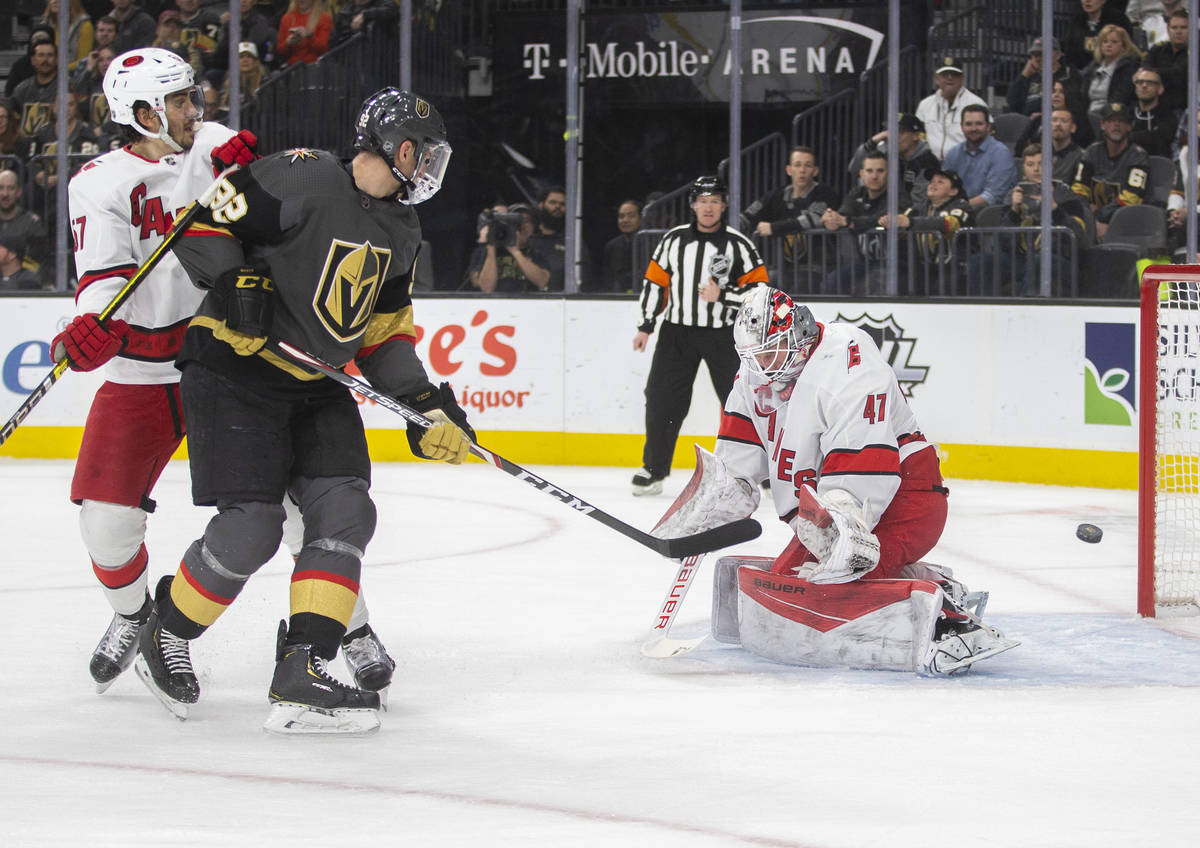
[641,553,708,658]
[271,339,761,559]
[0,164,238,449]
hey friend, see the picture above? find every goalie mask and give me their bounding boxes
[354,88,452,205]
[104,48,203,152]
[733,286,819,385]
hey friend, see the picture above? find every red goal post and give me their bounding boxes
[1139,265,1200,618]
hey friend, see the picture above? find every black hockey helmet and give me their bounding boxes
[688,175,728,205]
[354,87,452,204]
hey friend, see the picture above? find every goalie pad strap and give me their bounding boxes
[736,568,943,672]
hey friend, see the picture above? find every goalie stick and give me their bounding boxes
[270,339,761,559]
[0,165,239,449]
[641,553,708,658]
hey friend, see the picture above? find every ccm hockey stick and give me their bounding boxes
[641,553,708,658]
[271,339,761,559]
[0,164,238,448]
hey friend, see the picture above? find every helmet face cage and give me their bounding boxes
[733,288,819,384]
[104,48,199,146]
[354,87,451,204]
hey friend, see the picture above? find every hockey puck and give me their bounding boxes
[1076,523,1103,544]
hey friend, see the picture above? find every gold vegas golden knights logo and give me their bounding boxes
[416,98,430,118]
[313,239,393,341]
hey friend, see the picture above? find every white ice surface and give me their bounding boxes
[1,459,1198,848]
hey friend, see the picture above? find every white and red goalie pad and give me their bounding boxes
[714,557,944,673]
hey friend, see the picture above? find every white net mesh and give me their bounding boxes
[1150,276,1200,615]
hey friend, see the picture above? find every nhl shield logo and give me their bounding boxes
[834,312,930,397]
[313,239,393,341]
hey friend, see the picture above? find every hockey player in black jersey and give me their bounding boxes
[134,88,473,734]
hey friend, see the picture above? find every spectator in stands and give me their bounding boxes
[820,151,890,295]
[176,0,222,78]
[598,199,642,293]
[1071,102,1150,238]
[70,43,114,131]
[528,185,577,290]
[941,105,1018,210]
[1064,0,1135,70]
[0,99,21,157]
[467,204,552,293]
[1081,24,1142,122]
[25,93,102,209]
[277,0,332,66]
[1017,80,1095,154]
[1008,37,1083,117]
[0,232,43,291]
[1126,0,1171,47]
[4,26,55,98]
[915,56,986,160]
[1047,106,1088,181]
[213,0,277,71]
[11,39,59,141]
[744,145,841,291]
[1129,66,1178,157]
[220,42,268,115]
[152,10,188,59]
[109,0,157,53]
[1167,109,1199,253]
[967,144,1089,296]
[846,113,939,207]
[200,79,224,123]
[878,167,972,295]
[330,0,398,50]
[72,15,118,89]
[0,169,49,282]
[36,0,95,72]
[1144,9,1189,112]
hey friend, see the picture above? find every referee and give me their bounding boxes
[632,175,768,496]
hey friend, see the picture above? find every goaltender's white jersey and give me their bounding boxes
[68,122,234,384]
[716,321,933,530]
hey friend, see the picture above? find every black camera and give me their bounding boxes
[479,210,524,248]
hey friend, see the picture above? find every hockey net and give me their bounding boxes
[1139,265,1200,617]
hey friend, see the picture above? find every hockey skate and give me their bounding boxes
[90,593,152,693]
[264,628,381,736]
[922,621,1019,676]
[632,468,665,496]
[341,624,396,696]
[133,578,199,719]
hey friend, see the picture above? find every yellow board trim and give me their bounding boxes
[1,427,1137,489]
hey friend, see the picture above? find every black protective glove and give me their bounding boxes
[213,266,274,356]
[404,382,475,464]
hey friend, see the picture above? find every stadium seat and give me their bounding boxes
[992,113,1032,155]
[1079,244,1140,297]
[1102,205,1168,257]
[1146,155,1175,207]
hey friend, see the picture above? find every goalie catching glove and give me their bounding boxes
[404,382,475,464]
[52,314,130,372]
[212,266,273,356]
[790,486,881,584]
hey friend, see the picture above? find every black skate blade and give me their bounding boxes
[133,656,190,721]
[262,702,380,736]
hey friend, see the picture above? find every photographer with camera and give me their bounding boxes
[467,203,552,293]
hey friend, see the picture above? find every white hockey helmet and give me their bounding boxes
[104,48,202,151]
[733,286,820,385]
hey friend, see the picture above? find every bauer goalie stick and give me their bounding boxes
[271,339,762,558]
[641,553,708,658]
[0,164,239,449]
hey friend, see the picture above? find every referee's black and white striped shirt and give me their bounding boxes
[637,223,768,333]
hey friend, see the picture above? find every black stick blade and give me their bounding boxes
[658,518,762,558]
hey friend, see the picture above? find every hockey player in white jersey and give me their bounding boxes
[654,286,1016,674]
[56,47,395,697]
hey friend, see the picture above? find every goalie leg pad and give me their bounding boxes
[736,568,944,672]
[652,445,759,540]
[711,556,771,644]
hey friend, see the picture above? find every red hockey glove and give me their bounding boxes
[51,314,130,372]
[211,129,259,172]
